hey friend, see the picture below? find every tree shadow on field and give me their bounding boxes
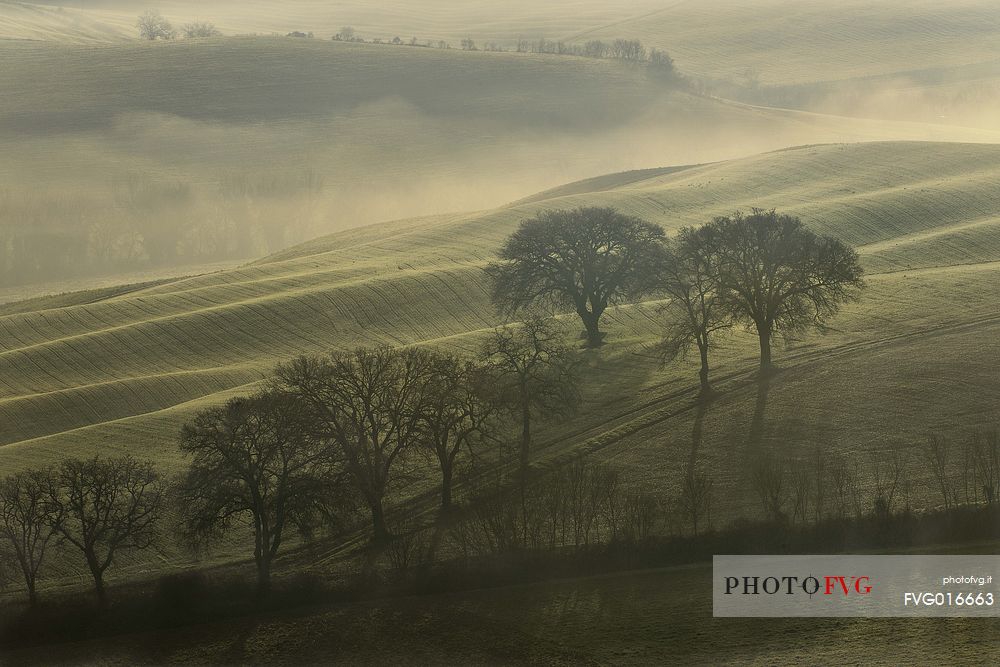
[219,617,262,664]
[746,374,772,449]
[688,396,711,471]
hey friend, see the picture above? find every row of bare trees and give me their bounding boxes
[137,10,220,40]
[0,320,579,604]
[329,27,675,71]
[453,459,660,557]
[746,430,1000,525]
[174,320,581,596]
[0,457,162,606]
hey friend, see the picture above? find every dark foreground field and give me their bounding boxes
[6,547,1000,666]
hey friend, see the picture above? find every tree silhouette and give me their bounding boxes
[179,389,345,596]
[0,469,55,606]
[481,317,580,477]
[277,347,430,543]
[419,353,498,514]
[712,209,864,372]
[47,456,163,605]
[655,224,731,395]
[486,207,664,346]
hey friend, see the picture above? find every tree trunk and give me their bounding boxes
[757,325,773,373]
[255,556,271,598]
[92,569,106,606]
[697,337,711,394]
[370,497,389,543]
[578,309,603,347]
[26,575,37,607]
[85,551,107,606]
[520,403,531,479]
[440,459,454,513]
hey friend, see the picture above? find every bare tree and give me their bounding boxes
[136,10,176,40]
[277,347,430,543]
[649,49,674,72]
[47,456,163,605]
[419,353,498,514]
[480,317,580,477]
[811,447,827,522]
[182,22,221,38]
[583,40,608,58]
[178,389,345,596]
[872,445,905,521]
[970,427,1000,504]
[678,464,712,534]
[830,455,851,519]
[750,454,786,522]
[654,225,731,394]
[0,470,56,606]
[791,469,811,524]
[610,39,646,61]
[712,209,865,373]
[486,207,665,346]
[926,434,955,509]
[336,26,356,41]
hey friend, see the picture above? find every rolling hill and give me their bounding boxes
[11,0,1000,88]
[3,22,1000,291]
[2,141,999,527]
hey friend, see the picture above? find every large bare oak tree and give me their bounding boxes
[711,209,864,373]
[486,207,665,346]
[419,353,498,514]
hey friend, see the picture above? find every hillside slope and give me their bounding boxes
[569,0,1000,129]
[569,0,1000,86]
[1,141,999,488]
[3,33,1000,289]
[13,0,1000,86]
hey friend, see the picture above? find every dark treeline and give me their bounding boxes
[332,27,676,73]
[135,11,677,75]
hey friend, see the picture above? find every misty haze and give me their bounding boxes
[1,1,1000,664]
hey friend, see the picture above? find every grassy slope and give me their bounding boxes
[9,1,999,136]
[567,0,1000,86]
[14,1,999,88]
[3,0,667,44]
[12,36,996,291]
[2,17,999,289]
[2,141,1000,661]
[1,141,999,500]
[4,36,992,197]
[566,0,1000,129]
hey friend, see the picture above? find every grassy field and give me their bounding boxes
[3,4,1000,661]
[8,553,1000,665]
[3,12,1000,286]
[1,138,1000,659]
[11,1,1000,86]
[1,139,998,510]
